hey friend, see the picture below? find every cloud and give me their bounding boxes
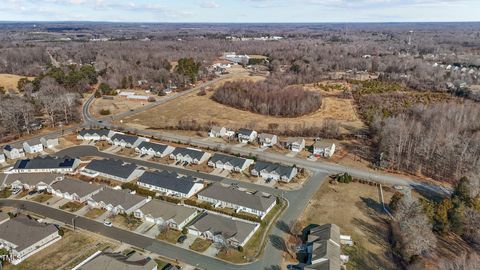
[199,0,220,8]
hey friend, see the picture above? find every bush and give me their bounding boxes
[99,109,111,115]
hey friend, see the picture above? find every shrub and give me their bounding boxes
[99,109,111,115]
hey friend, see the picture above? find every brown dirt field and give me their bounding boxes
[0,74,35,92]
[89,89,157,117]
[299,182,397,270]
[3,230,115,270]
[123,89,364,135]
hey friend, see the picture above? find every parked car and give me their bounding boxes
[177,235,187,244]
[103,220,113,227]
[28,190,37,196]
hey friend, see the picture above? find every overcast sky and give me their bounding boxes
[0,0,479,22]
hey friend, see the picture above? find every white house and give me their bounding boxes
[22,139,44,154]
[48,178,104,203]
[285,138,305,152]
[258,133,278,148]
[87,188,150,215]
[0,153,5,163]
[209,126,227,138]
[313,141,336,158]
[137,171,204,198]
[237,129,257,143]
[108,133,148,148]
[3,144,25,160]
[135,141,175,157]
[207,153,254,172]
[134,199,198,230]
[0,216,61,265]
[1,173,64,191]
[40,136,59,149]
[169,147,211,164]
[197,183,276,219]
[77,129,116,141]
[187,212,259,248]
[10,156,81,174]
[251,161,298,182]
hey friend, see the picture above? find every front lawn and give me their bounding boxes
[111,214,142,230]
[84,208,106,219]
[157,229,182,244]
[31,194,53,203]
[0,188,12,198]
[60,201,85,212]
[189,238,212,252]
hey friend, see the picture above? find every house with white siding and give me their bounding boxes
[134,200,198,230]
[48,178,104,203]
[81,159,144,182]
[1,173,64,191]
[40,135,59,149]
[135,141,175,157]
[285,138,306,152]
[237,129,257,143]
[108,133,148,148]
[22,139,44,154]
[169,147,210,164]
[137,171,204,198]
[258,133,278,148]
[187,212,259,248]
[87,188,150,215]
[197,183,276,219]
[209,126,227,138]
[312,141,336,158]
[207,153,254,172]
[0,215,61,265]
[10,156,80,174]
[3,144,25,160]
[77,129,116,141]
[251,161,298,182]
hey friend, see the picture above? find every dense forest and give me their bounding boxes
[212,80,322,117]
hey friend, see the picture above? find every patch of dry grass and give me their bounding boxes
[0,74,34,92]
[84,208,106,219]
[189,238,212,252]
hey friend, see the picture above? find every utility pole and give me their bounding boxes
[72,215,79,230]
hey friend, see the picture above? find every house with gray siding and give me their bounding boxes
[135,141,175,157]
[169,147,210,164]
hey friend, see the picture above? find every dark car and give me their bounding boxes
[28,190,37,196]
[177,235,187,244]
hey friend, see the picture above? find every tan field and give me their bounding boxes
[89,89,157,117]
[299,182,397,270]
[0,74,34,92]
[123,88,364,135]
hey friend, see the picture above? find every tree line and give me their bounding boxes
[211,80,322,117]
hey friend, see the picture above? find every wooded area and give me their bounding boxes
[212,80,322,117]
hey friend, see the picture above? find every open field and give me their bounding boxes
[89,89,157,117]
[123,86,364,135]
[0,74,34,92]
[3,230,114,270]
[299,181,397,270]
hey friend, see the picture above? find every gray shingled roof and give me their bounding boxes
[198,183,275,212]
[85,159,139,179]
[237,128,255,136]
[138,171,200,194]
[137,200,197,225]
[79,129,111,137]
[91,188,146,210]
[171,147,206,160]
[1,172,63,186]
[252,161,295,177]
[136,141,170,153]
[0,216,58,251]
[77,252,157,270]
[258,133,276,140]
[13,156,77,170]
[50,178,103,197]
[189,212,257,244]
[110,133,139,144]
[209,153,250,168]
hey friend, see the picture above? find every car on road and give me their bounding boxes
[177,235,187,244]
[103,220,113,227]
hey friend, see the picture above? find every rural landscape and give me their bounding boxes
[0,1,479,270]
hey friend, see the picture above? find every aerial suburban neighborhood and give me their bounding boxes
[0,3,479,270]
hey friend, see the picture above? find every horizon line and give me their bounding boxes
[0,20,479,24]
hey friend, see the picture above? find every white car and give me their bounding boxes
[103,220,112,227]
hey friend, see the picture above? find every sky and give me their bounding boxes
[0,0,479,23]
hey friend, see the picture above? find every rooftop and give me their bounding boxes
[252,161,295,177]
[84,159,139,179]
[171,147,206,160]
[78,129,111,137]
[77,251,157,270]
[50,178,103,198]
[137,199,197,224]
[0,216,58,251]
[136,141,171,153]
[138,171,201,194]
[13,156,77,170]
[91,188,146,210]
[209,153,252,168]
[110,133,140,144]
[1,172,63,186]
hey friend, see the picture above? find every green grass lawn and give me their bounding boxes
[189,238,212,252]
